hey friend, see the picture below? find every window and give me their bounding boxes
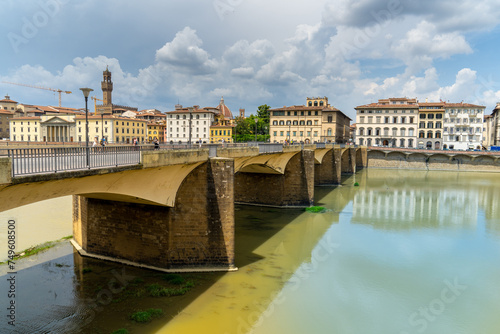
[273,121,278,125]
[384,117,389,123]
[293,120,298,125]
[420,114,426,119]
[427,122,433,129]
[376,116,381,123]
[384,128,389,136]
[427,132,433,138]
[393,117,398,123]
[400,128,406,136]
[273,131,277,136]
[428,114,434,119]
[368,116,373,123]
[375,128,380,136]
[306,120,312,125]
[419,122,425,128]
[327,116,332,123]
[401,117,406,123]
[435,122,442,129]
[409,117,414,123]
[280,131,284,136]
[359,128,364,136]
[419,131,425,138]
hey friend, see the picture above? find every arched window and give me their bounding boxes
[314,101,318,106]
[327,128,332,136]
[308,101,312,106]
[419,131,425,138]
[273,120,278,125]
[435,131,441,138]
[400,138,405,147]
[359,138,364,145]
[427,131,433,138]
[306,120,312,125]
[300,120,305,125]
[293,120,298,125]
[375,128,380,136]
[359,128,364,136]
[400,128,406,136]
[367,138,372,146]
[426,141,432,148]
[279,121,284,125]
[286,121,291,125]
[367,128,372,136]
[320,101,324,106]
[392,128,397,136]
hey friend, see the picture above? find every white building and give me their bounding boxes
[355,98,419,148]
[443,103,484,150]
[165,105,215,143]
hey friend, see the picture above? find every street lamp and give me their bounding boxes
[254,118,258,142]
[80,87,93,166]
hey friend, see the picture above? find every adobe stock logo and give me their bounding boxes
[8,0,69,53]
[400,278,467,334]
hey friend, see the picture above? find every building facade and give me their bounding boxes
[165,106,215,144]
[210,97,235,143]
[417,102,444,150]
[355,98,418,148]
[270,97,351,144]
[443,103,484,150]
[488,103,500,146]
[355,98,484,150]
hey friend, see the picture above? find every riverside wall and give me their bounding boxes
[367,149,500,172]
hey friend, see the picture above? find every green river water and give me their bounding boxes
[1,168,500,333]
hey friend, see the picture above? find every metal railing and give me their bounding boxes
[7,146,142,177]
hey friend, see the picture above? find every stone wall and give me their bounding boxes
[367,150,500,172]
[73,157,235,270]
[234,150,314,206]
[315,149,341,185]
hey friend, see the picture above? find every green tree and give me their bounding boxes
[256,104,270,125]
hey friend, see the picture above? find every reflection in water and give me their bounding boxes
[1,170,500,333]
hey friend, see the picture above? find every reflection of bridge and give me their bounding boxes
[0,144,367,272]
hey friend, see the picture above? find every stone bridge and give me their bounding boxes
[0,145,366,272]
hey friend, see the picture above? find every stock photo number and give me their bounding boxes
[6,219,17,327]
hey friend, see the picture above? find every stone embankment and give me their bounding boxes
[367,147,500,172]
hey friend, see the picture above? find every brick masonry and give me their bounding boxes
[234,150,314,206]
[73,157,235,270]
[315,149,342,185]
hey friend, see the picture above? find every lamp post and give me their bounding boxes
[254,118,258,142]
[80,88,93,166]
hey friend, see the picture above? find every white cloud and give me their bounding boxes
[155,27,218,75]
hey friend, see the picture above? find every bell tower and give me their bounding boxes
[101,66,113,106]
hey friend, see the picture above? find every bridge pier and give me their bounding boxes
[315,148,342,185]
[72,157,236,271]
[234,150,314,206]
[341,147,357,174]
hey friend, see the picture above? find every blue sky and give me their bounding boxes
[1,0,500,119]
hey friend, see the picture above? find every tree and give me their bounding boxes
[257,104,270,125]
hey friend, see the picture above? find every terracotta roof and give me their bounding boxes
[0,110,14,115]
[270,105,341,112]
[0,99,17,103]
[355,103,418,109]
[11,116,41,120]
[165,108,215,114]
[418,102,445,107]
[443,102,485,108]
[216,97,233,119]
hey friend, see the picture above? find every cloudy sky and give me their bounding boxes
[1,0,500,119]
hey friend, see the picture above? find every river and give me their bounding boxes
[1,169,500,333]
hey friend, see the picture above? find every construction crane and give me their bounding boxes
[91,96,104,114]
[1,81,72,107]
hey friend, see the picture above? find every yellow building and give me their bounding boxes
[210,97,235,143]
[270,97,351,143]
[76,115,148,144]
[148,121,166,143]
